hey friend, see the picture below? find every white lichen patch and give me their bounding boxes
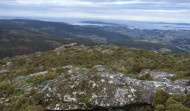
[68,70,73,74]
[108,81,113,84]
[54,104,60,110]
[48,87,52,92]
[101,79,105,83]
[128,95,132,98]
[64,95,77,102]
[110,75,114,79]
[92,93,98,98]
[47,94,51,97]
[131,88,136,93]
[79,91,86,95]
[72,92,77,95]
[89,80,97,88]
[131,98,134,101]
[63,65,73,69]
[57,94,61,98]
[114,88,131,106]
[70,85,75,88]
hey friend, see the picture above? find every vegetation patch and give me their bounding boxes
[153,89,190,111]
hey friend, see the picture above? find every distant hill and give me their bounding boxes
[0,19,132,58]
[0,23,97,58]
[0,19,190,58]
[82,21,190,55]
[0,19,130,41]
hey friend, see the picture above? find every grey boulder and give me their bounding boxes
[41,68,190,110]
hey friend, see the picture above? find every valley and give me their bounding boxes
[1,19,190,59]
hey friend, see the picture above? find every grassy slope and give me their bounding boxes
[0,44,190,111]
[1,45,190,82]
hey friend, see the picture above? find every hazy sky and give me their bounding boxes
[0,0,190,23]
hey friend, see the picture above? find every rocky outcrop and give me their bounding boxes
[140,69,190,86]
[6,62,12,67]
[35,52,42,57]
[93,65,105,72]
[174,79,190,86]
[0,70,10,74]
[41,67,190,110]
[3,57,10,60]
[55,43,77,51]
[54,43,85,55]
[140,69,176,80]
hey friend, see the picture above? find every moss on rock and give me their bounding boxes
[152,89,169,107]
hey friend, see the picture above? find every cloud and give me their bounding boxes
[0,0,163,7]
[0,0,190,23]
[16,0,94,6]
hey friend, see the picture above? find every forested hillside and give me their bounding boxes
[0,19,190,59]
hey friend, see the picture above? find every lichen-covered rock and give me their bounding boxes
[6,62,12,67]
[16,71,48,80]
[94,45,118,54]
[42,72,135,110]
[93,65,105,72]
[55,43,77,51]
[35,52,42,56]
[140,69,176,80]
[174,79,190,86]
[3,57,10,60]
[41,67,190,110]
[139,69,176,85]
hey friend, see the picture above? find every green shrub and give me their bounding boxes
[152,90,190,111]
[21,105,45,111]
[32,92,43,105]
[155,104,165,111]
[33,75,45,85]
[25,72,60,86]
[110,109,123,111]
[44,72,60,80]
[167,103,190,111]
[138,74,153,81]
[0,81,15,97]
[185,93,190,108]
[26,77,32,83]
[0,103,4,111]
[152,89,169,107]
[172,93,186,103]
[12,96,30,110]
[165,97,179,106]
[24,89,37,97]
[10,90,44,111]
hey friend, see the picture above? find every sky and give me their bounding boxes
[0,0,190,23]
